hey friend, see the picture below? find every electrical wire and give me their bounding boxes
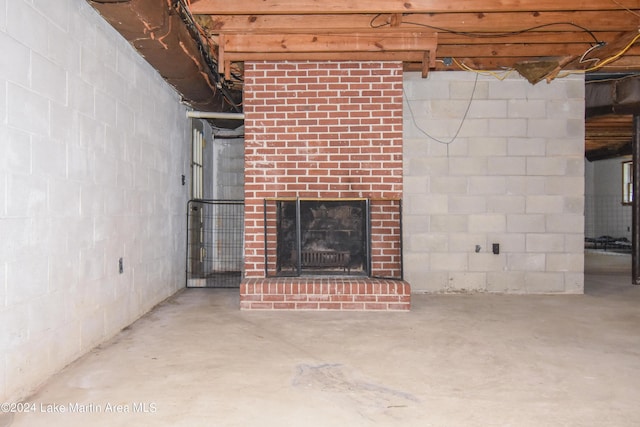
[174,0,243,111]
[403,72,479,147]
[557,32,640,78]
[369,15,602,45]
[452,58,515,80]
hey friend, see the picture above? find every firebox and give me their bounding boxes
[270,199,369,276]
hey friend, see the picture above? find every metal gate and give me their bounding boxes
[186,200,244,288]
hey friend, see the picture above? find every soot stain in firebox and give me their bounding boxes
[292,363,419,409]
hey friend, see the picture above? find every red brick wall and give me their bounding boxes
[243,61,404,278]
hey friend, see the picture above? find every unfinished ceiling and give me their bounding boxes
[87,0,640,159]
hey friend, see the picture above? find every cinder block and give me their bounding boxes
[0,126,30,173]
[430,214,468,232]
[5,339,50,402]
[405,138,433,156]
[0,32,30,86]
[488,79,527,99]
[32,135,67,179]
[564,272,584,294]
[526,80,566,100]
[28,293,67,337]
[431,99,480,119]
[0,353,6,402]
[404,176,429,194]
[430,252,468,271]
[0,303,29,350]
[6,173,47,218]
[564,76,586,99]
[450,80,489,100]
[508,253,546,271]
[487,233,526,252]
[565,234,585,252]
[69,78,96,117]
[486,196,526,214]
[527,157,567,176]
[409,233,448,252]
[546,214,584,233]
[0,0,6,31]
[546,253,584,272]
[468,176,506,195]
[406,271,448,293]
[528,119,569,138]
[564,158,585,177]
[508,99,546,118]
[0,173,5,217]
[431,176,467,194]
[507,137,546,156]
[468,100,507,118]
[404,75,450,99]
[468,214,506,232]
[547,99,584,120]
[6,0,48,55]
[95,89,118,127]
[469,253,506,271]
[80,309,106,352]
[449,195,487,214]
[405,193,448,215]
[32,53,67,104]
[469,137,507,157]
[489,118,527,137]
[507,214,546,232]
[526,233,565,253]
[487,271,526,293]
[404,251,431,272]
[546,177,584,197]
[6,258,48,306]
[402,213,431,234]
[526,195,564,214]
[33,0,70,31]
[489,156,527,177]
[7,83,50,136]
[449,157,487,176]
[404,157,449,176]
[524,272,565,293]
[449,232,486,252]
[447,272,486,292]
[437,137,469,156]
[456,118,490,139]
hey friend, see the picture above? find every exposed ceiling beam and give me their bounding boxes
[188,0,629,14]
[195,11,638,34]
[218,30,437,78]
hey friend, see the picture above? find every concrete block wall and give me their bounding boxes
[0,0,190,401]
[403,71,585,294]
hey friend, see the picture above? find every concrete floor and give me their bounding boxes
[4,254,640,427]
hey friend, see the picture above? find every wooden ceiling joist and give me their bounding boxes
[218,30,437,79]
[188,0,629,15]
[195,11,638,35]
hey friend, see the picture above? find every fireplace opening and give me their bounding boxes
[275,199,369,276]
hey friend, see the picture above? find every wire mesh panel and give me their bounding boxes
[187,200,244,288]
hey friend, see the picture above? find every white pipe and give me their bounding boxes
[187,111,245,120]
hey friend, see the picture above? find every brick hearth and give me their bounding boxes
[241,60,410,310]
[240,278,410,310]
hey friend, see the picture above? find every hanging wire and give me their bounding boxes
[557,32,640,78]
[403,72,479,147]
[452,58,515,80]
[369,15,602,45]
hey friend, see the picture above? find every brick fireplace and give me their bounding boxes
[240,61,411,310]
